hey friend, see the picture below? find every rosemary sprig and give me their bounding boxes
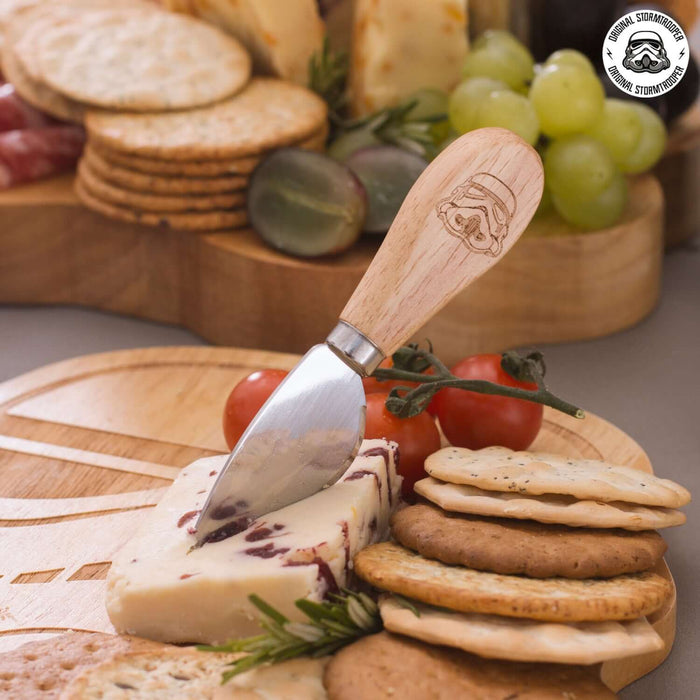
[308,38,349,127]
[307,41,448,158]
[373,344,584,420]
[341,99,448,159]
[198,590,381,683]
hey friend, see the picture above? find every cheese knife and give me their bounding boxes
[195,127,544,546]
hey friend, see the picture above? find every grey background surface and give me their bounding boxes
[0,239,698,697]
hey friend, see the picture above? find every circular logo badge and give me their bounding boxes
[602,10,689,98]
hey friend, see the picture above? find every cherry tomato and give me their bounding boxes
[363,357,433,394]
[431,354,543,451]
[364,392,441,497]
[223,369,288,449]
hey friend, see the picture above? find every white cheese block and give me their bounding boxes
[165,0,325,85]
[349,0,469,116]
[106,439,400,644]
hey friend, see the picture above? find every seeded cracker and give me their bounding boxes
[425,446,691,508]
[85,78,328,160]
[355,541,672,622]
[414,477,687,530]
[36,8,251,111]
[378,596,664,666]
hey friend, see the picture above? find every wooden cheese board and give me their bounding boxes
[0,346,676,692]
[0,173,663,365]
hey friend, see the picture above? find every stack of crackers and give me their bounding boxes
[77,83,328,232]
[341,446,690,698]
[2,1,328,233]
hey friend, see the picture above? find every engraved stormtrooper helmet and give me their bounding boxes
[622,30,671,73]
[436,172,517,257]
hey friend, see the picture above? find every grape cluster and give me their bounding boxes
[448,31,668,230]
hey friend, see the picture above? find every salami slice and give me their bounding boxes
[0,82,55,132]
[0,125,84,189]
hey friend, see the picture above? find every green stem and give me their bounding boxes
[372,346,584,420]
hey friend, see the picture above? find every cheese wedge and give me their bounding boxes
[106,439,400,644]
[165,0,325,85]
[349,0,469,116]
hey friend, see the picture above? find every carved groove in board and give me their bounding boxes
[7,365,237,453]
[68,562,111,581]
[11,569,64,584]
[0,488,167,521]
[0,435,180,480]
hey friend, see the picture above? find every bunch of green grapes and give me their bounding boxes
[448,32,668,230]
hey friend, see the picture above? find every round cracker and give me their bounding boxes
[75,179,248,232]
[379,596,664,666]
[391,503,667,579]
[354,542,672,622]
[82,148,248,195]
[78,160,246,212]
[425,446,691,508]
[323,632,617,700]
[89,125,328,176]
[85,78,328,160]
[1,12,84,122]
[414,477,687,531]
[9,1,155,80]
[0,631,163,699]
[36,8,251,111]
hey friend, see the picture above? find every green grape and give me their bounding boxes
[545,49,595,73]
[620,103,667,174]
[585,99,643,168]
[405,88,450,143]
[473,90,539,145]
[544,135,616,201]
[448,77,508,134]
[462,41,533,91]
[529,64,604,137]
[406,88,449,121]
[473,30,535,80]
[552,171,628,229]
[533,185,553,219]
[327,128,381,161]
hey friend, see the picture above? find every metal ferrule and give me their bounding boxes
[326,321,385,377]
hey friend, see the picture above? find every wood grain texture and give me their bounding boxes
[340,128,544,355]
[653,106,700,247]
[0,346,676,691]
[0,173,662,365]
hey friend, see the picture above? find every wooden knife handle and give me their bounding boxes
[340,128,544,358]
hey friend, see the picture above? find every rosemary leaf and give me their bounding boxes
[202,591,381,682]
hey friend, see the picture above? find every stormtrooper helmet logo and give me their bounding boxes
[622,30,671,73]
[435,172,516,257]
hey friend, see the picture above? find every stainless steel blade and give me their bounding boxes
[194,344,365,546]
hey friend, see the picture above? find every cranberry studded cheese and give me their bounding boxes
[106,439,400,644]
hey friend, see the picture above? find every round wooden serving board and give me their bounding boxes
[0,174,663,365]
[0,346,675,692]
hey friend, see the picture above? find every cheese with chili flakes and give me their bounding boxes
[164,0,324,85]
[349,0,469,116]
